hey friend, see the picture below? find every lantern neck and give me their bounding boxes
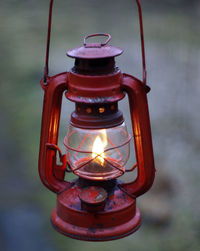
[78,178,117,191]
[72,58,117,75]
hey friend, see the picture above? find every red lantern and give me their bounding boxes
[39,0,155,241]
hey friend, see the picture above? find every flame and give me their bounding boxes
[92,130,107,166]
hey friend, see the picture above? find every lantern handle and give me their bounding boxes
[120,74,155,197]
[84,33,111,47]
[43,0,54,83]
[136,0,146,84]
[44,0,146,84]
[39,72,71,193]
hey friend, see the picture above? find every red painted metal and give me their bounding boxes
[39,0,155,241]
[120,74,155,197]
[38,73,71,193]
[79,186,108,212]
[51,180,141,241]
[66,70,124,103]
[136,0,147,84]
[79,186,108,205]
[70,102,124,129]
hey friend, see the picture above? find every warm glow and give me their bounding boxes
[92,130,107,166]
[101,129,107,146]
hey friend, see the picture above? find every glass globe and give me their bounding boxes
[64,122,130,180]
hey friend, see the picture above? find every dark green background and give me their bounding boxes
[0,1,200,250]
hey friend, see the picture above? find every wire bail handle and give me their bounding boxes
[84,33,111,48]
[44,0,146,84]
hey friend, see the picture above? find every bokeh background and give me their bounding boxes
[1,0,200,250]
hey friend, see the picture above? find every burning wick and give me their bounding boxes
[92,130,107,166]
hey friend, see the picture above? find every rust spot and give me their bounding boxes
[106,198,111,206]
[120,193,127,201]
[88,227,96,233]
[97,223,104,228]
[107,206,113,210]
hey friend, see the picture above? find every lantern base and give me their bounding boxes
[51,180,141,241]
[51,208,141,241]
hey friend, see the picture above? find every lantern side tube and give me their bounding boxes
[120,74,155,197]
[39,73,71,193]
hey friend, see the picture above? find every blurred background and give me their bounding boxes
[0,0,200,250]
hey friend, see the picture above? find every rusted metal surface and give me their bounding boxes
[51,179,141,241]
[79,186,108,205]
[79,186,108,212]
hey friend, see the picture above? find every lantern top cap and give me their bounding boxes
[67,33,123,59]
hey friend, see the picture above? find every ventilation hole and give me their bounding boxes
[111,105,115,111]
[86,108,92,113]
[99,107,105,113]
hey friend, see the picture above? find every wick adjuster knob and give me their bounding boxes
[79,186,108,212]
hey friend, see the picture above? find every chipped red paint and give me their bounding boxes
[79,186,108,212]
[38,0,155,241]
[51,180,141,241]
[79,186,107,205]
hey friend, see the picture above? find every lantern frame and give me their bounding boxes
[38,0,155,241]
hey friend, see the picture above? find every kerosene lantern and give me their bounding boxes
[39,0,155,241]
